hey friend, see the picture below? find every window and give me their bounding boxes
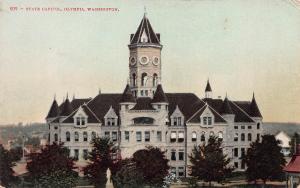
[112,132,117,142]
[241,126,245,129]
[207,117,212,125]
[171,167,176,175]
[248,133,252,141]
[105,131,110,138]
[83,132,88,142]
[153,73,158,87]
[170,132,176,142]
[157,131,162,142]
[125,131,129,141]
[201,132,205,142]
[248,125,252,129]
[141,90,144,96]
[192,132,197,142]
[257,123,260,129]
[145,131,150,142]
[91,132,96,140]
[107,118,116,126]
[66,132,70,142]
[203,117,212,125]
[241,148,245,157]
[203,117,207,125]
[141,73,147,86]
[241,133,245,141]
[179,151,184,161]
[178,131,184,142]
[75,116,86,126]
[132,73,136,87]
[136,132,142,142]
[178,117,182,126]
[74,149,79,160]
[257,133,260,141]
[133,117,154,125]
[174,118,177,126]
[145,90,148,96]
[74,132,79,142]
[54,133,58,142]
[234,148,238,157]
[178,167,185,177]
[54,126,58,130]
[171,150,176,161]
[234,162,238,168]
[83,149,88,160]
[234,133,238,142]
[125,105,129,110]
[241,161,246,169]
[234,126,238,129]
[218,131,223,141]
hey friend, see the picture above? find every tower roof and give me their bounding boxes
[205,80,212,92]
[220,96,233,114]
[130,14,160,45]
[249,93,262,117]
[120,84,136,103]
[152,84,168,103]
[60,97,73,116]
[46,99,59,118]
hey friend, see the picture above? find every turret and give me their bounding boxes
[220,96,235,123]
[60,95,73,117]
[151,84,168,110]
[46,97,59,122]
[205,80,212,99]
[120,84,136,111]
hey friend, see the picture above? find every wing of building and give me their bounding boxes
[45,14,263,177]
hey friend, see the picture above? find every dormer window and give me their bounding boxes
[73,106,88,127]
[203,116,212,125]
[104,106,118,126]
[170,106,184,126]
[75,116,86,126]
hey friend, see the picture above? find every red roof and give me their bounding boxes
[284,145,300,173]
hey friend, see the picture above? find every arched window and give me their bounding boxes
[74,132,79,142]
[83,132,88,142]
[91,132,96,140]
[218,131,223,141]
[66,132,70,142]
[201,132,205,142]
[248,133,252,141]
[234,133,238,141]
[141,73,147,86]
[54,133,58,142]
[192,132,197,142]
[153,73,158,87]
[241,133,245,141]
[132,73,136,87]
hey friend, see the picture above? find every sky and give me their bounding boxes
[0,0,300,124]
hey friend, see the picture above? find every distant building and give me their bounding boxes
[46,14,263,176]
[276,131,291,156]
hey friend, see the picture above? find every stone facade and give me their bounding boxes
[46,14,263,177]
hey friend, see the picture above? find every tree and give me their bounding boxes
[289,132,300,156]
[83,137,117,188]
[113,158,144,188]
[189,136,233,186]
[26,142,77,188]
[133,146,169,187]
[244,134,286,184]
[0,144,19,187]
[9,146,23,161]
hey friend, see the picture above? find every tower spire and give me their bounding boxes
[144,6,147,17]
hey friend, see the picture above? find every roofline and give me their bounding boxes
[128,43,162,49]
[230,101,256,123]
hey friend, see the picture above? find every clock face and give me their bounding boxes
[130,56,136,66]
[140,56,149,65]
[153,57,159,66]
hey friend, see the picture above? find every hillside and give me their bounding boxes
[263,122,300,136]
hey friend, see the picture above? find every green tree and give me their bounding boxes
[0,144,19,187]
[83,137,117,188]
[113,158,144,188]
[133,146,169,187]
[289,132,300,156]
[189,136,233,186]
[9,146,23,161]
[26,142,77,188]
[244,134,286,185]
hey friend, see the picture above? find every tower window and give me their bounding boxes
[201,132,205,142]
[153,73,158,87]
[141,73,148,86]
[132,73,136,87]
[66,132,70,142]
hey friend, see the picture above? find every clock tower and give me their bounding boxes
[128,14,162,98]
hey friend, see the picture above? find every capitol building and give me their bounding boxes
[46,14,263,177]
